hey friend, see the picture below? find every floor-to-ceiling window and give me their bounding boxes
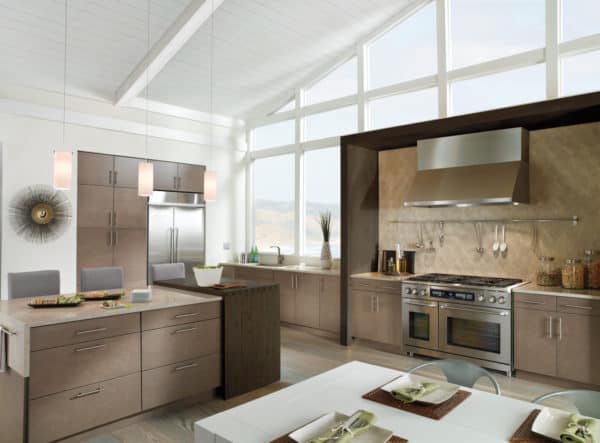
[247,0,600,258]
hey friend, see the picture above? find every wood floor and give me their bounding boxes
[81,326,577,443]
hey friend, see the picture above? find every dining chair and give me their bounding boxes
[80,266,124,292]
[407,359,501,395]
[533,390,600,418]
[151,263,185,282]
[7,270,60,299]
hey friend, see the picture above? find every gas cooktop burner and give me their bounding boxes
[406,273,523,288]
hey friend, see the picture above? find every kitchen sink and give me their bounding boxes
[257,263,288,268]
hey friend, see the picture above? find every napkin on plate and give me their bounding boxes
[560,414,597,443]
[310,410,376,443]
[391,382,440,403]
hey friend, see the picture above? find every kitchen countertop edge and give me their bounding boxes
[514,283,600,300]
[221,262,340,276]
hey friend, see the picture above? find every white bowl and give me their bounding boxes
[193,267,223,287]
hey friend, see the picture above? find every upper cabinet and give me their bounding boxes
[78,152,114,186]
[113,156,140,189]
[153,161,205,193]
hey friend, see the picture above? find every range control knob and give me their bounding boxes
[405,288,412,295]
[488,295,497,304]
[497,296,506,304]
[477,295,485,302]
[419,289,428,297]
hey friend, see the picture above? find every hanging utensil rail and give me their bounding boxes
[389,216,579,226]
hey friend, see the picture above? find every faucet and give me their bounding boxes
[270,245,284,265]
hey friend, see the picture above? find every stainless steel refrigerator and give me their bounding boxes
[148,191,205,282]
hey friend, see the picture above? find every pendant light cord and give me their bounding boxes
[209,0,214,168]
[145,0,151,161]
[62,0,68,146]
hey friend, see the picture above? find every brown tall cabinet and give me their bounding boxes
[77,152,148,289]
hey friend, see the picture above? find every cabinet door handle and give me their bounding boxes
[560,304,592,310]
[76,327,107,336]
[71,387,103,400]
[108,230,112,246]
[173,176,177,189]
[75,344,106,353]
[108,170,112,185]
[376,295,380,312]
[291,275,295,289]
[113,231,118,246]
[558,317,563,341]
[113,212,117,227]
[174,312,199,319]
[370,295,374,313]
[547,316,553,339]
[519,300,545,305]
[108,212,112,227]
[113,170,118,185]
[173,326,197,334]
[177,176,182,189]
[175,362,198,372]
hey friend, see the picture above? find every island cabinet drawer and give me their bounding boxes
[351,278,378,291]
[377,280,404,292]
[30,313,140,351]
[29,372,141,443]
[557,297,600,316]
[141,302,220,331]
[514,292,557,312]
[141,318,221,370]
[142,353,221,410]
[29,332,141,399]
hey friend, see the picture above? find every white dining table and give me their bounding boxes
[195,360,543,443]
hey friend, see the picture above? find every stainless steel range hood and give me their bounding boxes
[404,128,529,208]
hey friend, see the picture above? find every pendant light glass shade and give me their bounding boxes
[204,170,217,201]
[53,151,72,190]
[138,161,154,197]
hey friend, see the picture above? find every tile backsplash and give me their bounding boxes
[379,121,600,281]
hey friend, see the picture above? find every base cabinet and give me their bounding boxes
[319,276,341,333]
[275,272,296,323]
[515,307,557,377]
[557,313,600,385]
[295,274,320,328]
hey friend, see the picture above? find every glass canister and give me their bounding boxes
[562,258,585,289]
[583,250,600,289]
[536,256,561,286]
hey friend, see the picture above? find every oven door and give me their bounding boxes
[402,299,438,351]
[439,303,511,364]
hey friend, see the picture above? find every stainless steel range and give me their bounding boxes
[402,273,525,375]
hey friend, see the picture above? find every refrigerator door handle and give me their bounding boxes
[175,228,180,262]
[169,227,174,262]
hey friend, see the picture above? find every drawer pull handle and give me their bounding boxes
[381,286,397,290]
[76,327,107,335]
[519,300,545,305]
[174,312,199,319]
[173,326,197,334]
[75,344,106,353]
[561,304,593,310]
[175,362,199,372]
[71,387,103,400]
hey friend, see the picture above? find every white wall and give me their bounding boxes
[0,94,246,297]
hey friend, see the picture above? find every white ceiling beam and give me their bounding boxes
[114,0,224,107]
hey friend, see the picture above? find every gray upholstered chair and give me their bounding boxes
[533,390,600,418]
[151,263,185,282]
[7,270,60,299]
[80,266,124,292]
[407,359,501,395]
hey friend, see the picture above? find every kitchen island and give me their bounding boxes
[155,277,281,399]
[0,287,222,443]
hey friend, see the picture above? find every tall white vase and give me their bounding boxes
[320,241,332,270]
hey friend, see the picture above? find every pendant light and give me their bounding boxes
[53,0,72,190]
[203,0,217,202]
[138,0,154,197]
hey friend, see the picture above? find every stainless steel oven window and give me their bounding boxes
[409,312,431,341]
[446,317,501,354]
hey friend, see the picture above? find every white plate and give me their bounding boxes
[380,374,460,405]
[531,408,600,442]
[288,412,393,443]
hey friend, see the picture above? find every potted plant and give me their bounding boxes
[319,211,332,270]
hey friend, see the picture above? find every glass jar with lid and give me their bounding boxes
[562,258,585,289]
[583,250,600,289]
[536,256,561,286]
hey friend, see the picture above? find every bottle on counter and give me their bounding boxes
[583,249,600,289]
[562,258,585,289]
[535,256,561,286]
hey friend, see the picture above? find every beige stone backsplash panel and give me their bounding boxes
[379,121,600,281]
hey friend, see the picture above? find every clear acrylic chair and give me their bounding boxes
[533,390,600,418]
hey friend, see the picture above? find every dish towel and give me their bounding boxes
[0,328,8,373]
[391,382,440,403]
[310,410,376,443]
[560,414,597,443]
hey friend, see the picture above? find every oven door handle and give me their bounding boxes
[403,301,437,308]
[439,304,509,316]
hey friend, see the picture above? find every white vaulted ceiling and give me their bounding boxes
[0,0,415,119]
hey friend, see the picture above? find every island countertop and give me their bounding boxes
[154,276,278,295]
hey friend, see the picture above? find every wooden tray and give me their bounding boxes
[510,409,556,443]
[28,302,81,308]
[271,435,407,443]
[79,290,124,301]
[362,384,471,420]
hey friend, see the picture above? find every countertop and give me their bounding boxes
[514,283,600,300]
[0,286,221,329]
[155,277,277,295]
[221,262,340,276]
[350,272,416,282]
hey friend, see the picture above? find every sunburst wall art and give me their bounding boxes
[9,185,72,243]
